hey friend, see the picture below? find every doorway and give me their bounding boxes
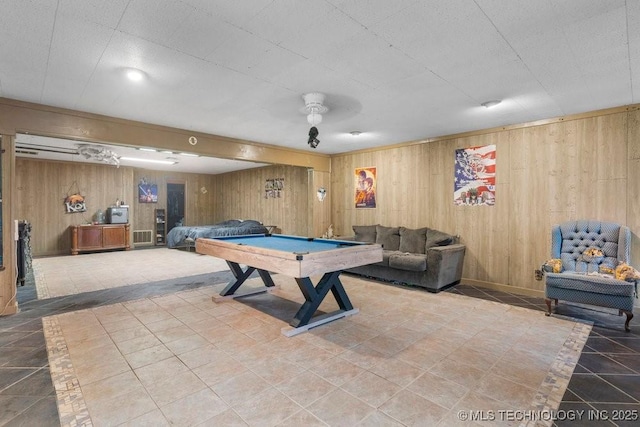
[167,182,185,233]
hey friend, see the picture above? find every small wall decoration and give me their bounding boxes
[454,144,496,206]
[355,167,376,208]
[64,181,87,213]
[265,178,284,198]
[138,180,158,203]
[316,187,327,201]
[64,193,87,213]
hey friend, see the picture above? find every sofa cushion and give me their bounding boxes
[353,225,377,243]
[376,250,401,267]
[389,253,428,272]
[376,225,401,251]
[399,227,428,254]
[425,229,455,249]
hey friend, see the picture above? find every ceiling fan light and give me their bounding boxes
[307,112,322,126]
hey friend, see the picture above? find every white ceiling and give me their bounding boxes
[2,0,639,173]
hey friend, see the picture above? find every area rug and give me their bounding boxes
[43,275,590,426]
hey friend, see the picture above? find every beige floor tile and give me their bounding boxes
[276,409,328,426]
[474,374,538,408]
[234,387,303,426]
[340,371,402,407]
[369,358,425,387]
[309,356,366,387]
[163,333,210,355]
[427,357,486,388]
[275,370,337,407]
[124,344,174,370]
[120,409,171,426]
[379,389,449,427]
[198,408,249,426]
[407,371,469,410]
[307,388,375,427]
[211,371,271,407]
[145,370,207,407]
[192,359,249,387]
[250,357,307,385]
[160,388,229,427]
[358,410,406,426]
[86,387,158,426]
[134,356,190,388]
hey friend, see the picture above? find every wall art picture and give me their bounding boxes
[454,144,496,206]
[138,183,158,203]
[355,167,377,208]
[265,178,284,198]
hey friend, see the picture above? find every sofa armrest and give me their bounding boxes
[426,244,466,287]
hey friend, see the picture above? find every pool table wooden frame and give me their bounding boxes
[195,234,383,335]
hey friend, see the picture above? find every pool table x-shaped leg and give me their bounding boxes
[220,261,354,328]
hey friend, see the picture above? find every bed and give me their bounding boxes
[166,219,269,249]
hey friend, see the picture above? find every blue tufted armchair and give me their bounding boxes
[544,220,636,331]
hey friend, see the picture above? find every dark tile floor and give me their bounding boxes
[1,274,638,426]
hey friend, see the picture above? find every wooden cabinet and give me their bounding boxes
[155,209,167,246]
[70,224,130,255]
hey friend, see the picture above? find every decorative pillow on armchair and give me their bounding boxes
[615,262,640,282]
[542,258,563,273]
[353,225,378,243]
[580,247,604,263]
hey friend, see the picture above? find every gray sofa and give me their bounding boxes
[343,224,466,292]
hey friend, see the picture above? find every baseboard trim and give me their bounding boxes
[462,278,545,298]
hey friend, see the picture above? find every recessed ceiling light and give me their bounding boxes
[126,68,145,82]
[481,100,501,108]
[349,131,362,136]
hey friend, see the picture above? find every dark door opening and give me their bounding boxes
[167,183,185,233]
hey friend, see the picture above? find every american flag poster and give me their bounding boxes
[454,144,496,206]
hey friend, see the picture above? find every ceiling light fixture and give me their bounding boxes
[303,92,328,126]
[126,68,145,82]
[481,100,501,108]
[77,144,120,167]
[179,152,199,157]
[350,131,362,136]
[138,147,157,152]
[120,157,176,165]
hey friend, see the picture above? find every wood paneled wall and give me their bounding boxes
[15,158,217,256]
[331,108,640,295]
[212,165,310,236]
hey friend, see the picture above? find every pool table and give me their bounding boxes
[195,234,383,335]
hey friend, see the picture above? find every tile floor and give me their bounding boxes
[1,248,638,426]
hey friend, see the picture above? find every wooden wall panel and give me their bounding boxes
[15,158,217,256]
[331,109,640,295]
[212,165,310,236]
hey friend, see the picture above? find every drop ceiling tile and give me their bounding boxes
[57,0,129,28]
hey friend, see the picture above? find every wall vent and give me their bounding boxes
[133,230,154,246]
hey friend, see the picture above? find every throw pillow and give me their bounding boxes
[580,247,604,263]
[353,225,378,243]
[615,262,640,282]
[542,259,563,273]
[425,229,454,249]
[399,227,429,254]
[376,225,400,251]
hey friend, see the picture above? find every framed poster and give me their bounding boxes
[355,167,376,208]
[454,144,496,206]
[138,183,158,203]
